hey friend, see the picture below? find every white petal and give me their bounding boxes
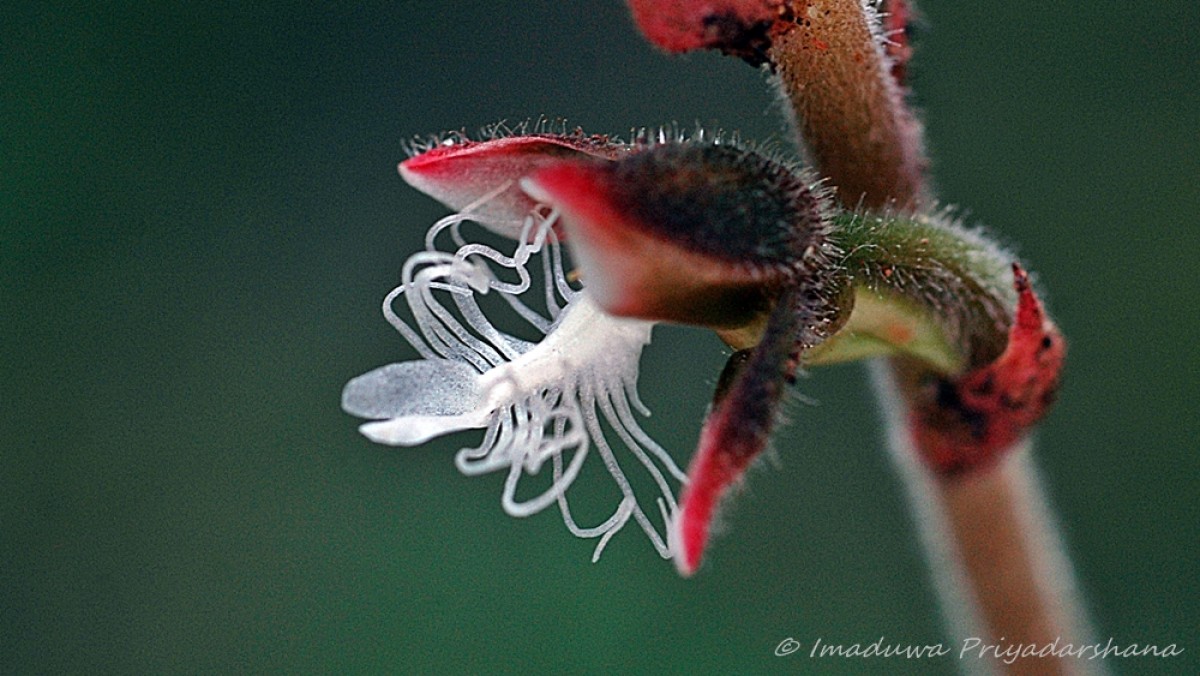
[341,360,481,419]
[358,410,493,446]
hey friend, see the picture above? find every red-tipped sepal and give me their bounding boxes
[626,0,785,63]
[912,263,1066,475]
[673,287,802,575]
[399,132,629,237]
[523,142,830,330]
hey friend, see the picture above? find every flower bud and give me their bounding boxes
[523,142,831,330]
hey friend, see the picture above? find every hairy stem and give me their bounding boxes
[942,449,1099,675]
[811,211,1017,372]
[769,0,927,208]
[811,209,1091,671]
[625,0,1089,657]
[873,362,1101,675]
[766,2,1089,666]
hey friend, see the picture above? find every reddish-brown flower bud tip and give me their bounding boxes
[912,264,1066,475]
[524,143,829,328]
[399,134,627,237]
[626,0,783,63]
[674,393,768,576]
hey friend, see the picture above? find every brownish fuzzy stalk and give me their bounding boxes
[623,0,1090,665]
[768,0,927,208]
[767,1,1092,671]
[940,451,1087,675]
[877,366,1097,674]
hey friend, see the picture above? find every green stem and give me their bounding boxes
[806,211,1017,374]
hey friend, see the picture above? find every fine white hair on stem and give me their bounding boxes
[344,193,684,560]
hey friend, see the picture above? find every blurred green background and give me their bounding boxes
[4,1,1197,673]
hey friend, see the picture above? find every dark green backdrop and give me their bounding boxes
[4,1,1197,673]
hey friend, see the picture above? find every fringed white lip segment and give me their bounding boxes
[341,190,685,561]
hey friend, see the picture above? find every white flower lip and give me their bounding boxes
[341,360,490,445]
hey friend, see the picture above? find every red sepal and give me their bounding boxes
[912,264,1066,475]
[674,288,801,575]
[399,134,628,237]
[626,0,785,62]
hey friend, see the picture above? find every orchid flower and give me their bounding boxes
[342,125,1062,576]
[343,0,1065,581]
